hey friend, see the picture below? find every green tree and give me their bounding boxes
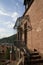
[5,47,10,59]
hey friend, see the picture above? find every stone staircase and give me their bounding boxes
[24,50,43,65]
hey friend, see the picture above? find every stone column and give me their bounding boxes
[10,50,12,61]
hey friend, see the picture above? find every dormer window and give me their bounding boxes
[24,0,34,10]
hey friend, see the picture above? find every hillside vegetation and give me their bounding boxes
[0,34,17,44]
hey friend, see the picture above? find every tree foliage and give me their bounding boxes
[5,48,10,59]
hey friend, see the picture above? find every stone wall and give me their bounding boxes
[25,0,43,53]
[19,0,43,54]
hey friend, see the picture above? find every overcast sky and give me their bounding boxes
[0,0,25,39]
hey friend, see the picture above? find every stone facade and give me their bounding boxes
[17,0,43,54]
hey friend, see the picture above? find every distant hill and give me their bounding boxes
[0,34,17,45]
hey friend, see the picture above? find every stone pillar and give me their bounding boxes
[10,46,15,61]
[10,50,12,61]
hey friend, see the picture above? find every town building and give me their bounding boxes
[14,0,43,65]
[14,0,43,54]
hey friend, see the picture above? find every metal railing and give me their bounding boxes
[17,56,24,65]
[14,40,26,49]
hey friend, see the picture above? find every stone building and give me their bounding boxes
[14,0,43,65]
[14,0,43,54]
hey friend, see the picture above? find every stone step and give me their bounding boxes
[24,50,43,65]
[30,55,41,59]
[27,59,43,63]
[30,52,39,56]
[24,59,43,65]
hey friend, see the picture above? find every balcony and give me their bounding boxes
[14,40,26,49]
